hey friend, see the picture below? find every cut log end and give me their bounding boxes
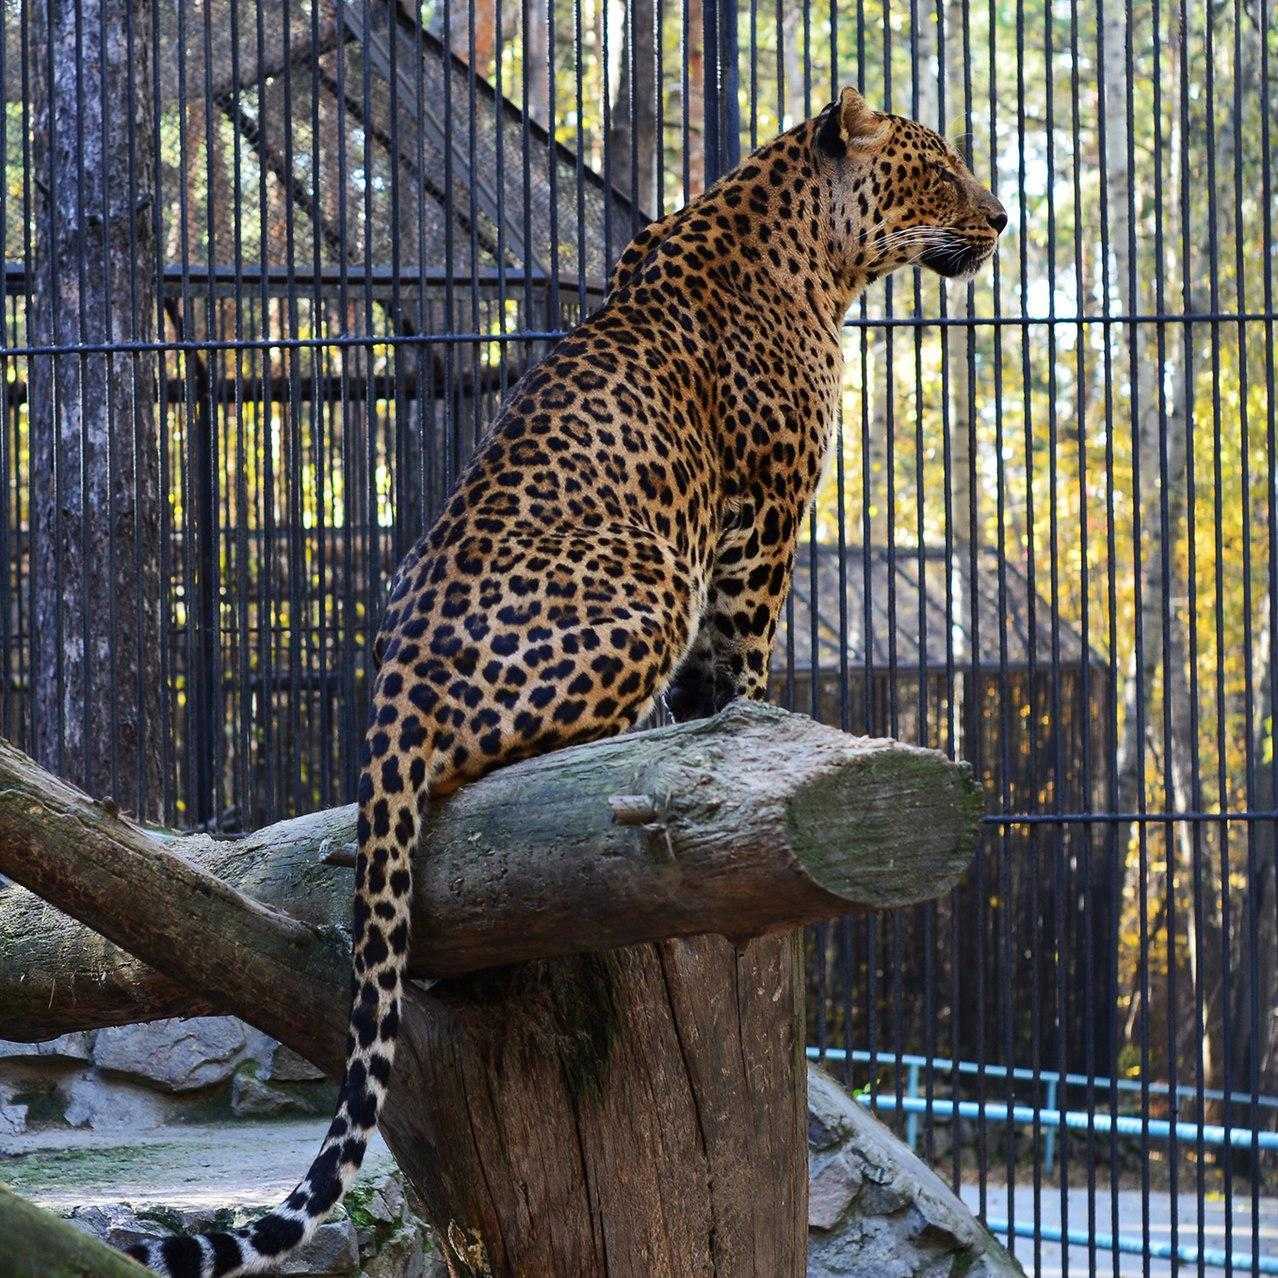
[786,740,984,909]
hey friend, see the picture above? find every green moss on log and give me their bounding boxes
[0,1184,148,1277]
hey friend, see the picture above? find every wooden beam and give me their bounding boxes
[339,0,541,274]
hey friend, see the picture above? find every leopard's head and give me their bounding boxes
[815,86,1006,283]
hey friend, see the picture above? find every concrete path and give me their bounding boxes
[961,1183,1278,1278]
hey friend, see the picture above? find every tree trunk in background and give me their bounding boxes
[1101,0,1198,1070]
[1105,0,1244,1101]
[941,0,973,654]
[1103,0,1169,846]
[29,0,162,820]
[523,0,550,126]
[1223,16,1277,1120]
[448,0,498,73]
[1236,615,1278,1107]
[606,0,657,215]
[685,0,705,195]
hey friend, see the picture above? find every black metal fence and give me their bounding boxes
[3,0,1276,1272]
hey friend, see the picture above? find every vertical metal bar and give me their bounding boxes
[70,0,89,799]
[0,9,7,750]
[122,0,146,817]
[701,0,719,183]
[1011,0,1033,1257]
[1254,0,1277,1264]
[199,0,223,822]
[717,0,740,170]
[96,0,120,810]
[225,0,251,822]
[1225,0,1262,1267]
[1091,0,1123,1263]
[251,0,276,820]
[1200,5,1237,1273]
[308,0,332,808]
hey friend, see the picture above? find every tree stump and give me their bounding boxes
[386,934,805,1275]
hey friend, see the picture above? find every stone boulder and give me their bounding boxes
[806,1064,1024,1277]
[0,1032,94,1063]
[59,1070,173,1132]
[230,1069,325,1119]
[0,1097,27,1136]
[92,1017,250,1092]
[242,1027,327,1084]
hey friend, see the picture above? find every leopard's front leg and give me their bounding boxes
[667,498,798,721]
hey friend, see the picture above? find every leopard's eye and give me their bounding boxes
[930,161,961,185]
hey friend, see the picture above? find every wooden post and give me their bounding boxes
[28,0,163,819]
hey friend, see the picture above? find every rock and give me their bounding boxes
[65,1203,167,1254]
[806,1064,1024,1277]
[0,1100,27,1135]
[361,1223,436,1278]
[230,1070,318,1118]
[269,1044,326,1084]
[808,1150,862,1231]
[241,1027,327,1084]
[0,1031,93,1062]
[275,1216,360,1275]
[363,1172,407,1228]
[60,1070,172,1132]
[93,1017,248,1092]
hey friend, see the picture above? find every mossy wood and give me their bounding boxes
[0,701,982,1276]
[0,1184,149,1277]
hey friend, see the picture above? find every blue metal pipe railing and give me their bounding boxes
[805,1046,1278,1273]
[807,1046,1278,1111]
[805,1046,1278,1173]
[858,1091,1278,1152]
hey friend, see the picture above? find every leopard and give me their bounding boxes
[124,86,1003,1277]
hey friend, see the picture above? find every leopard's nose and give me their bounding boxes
[986,204,1008,233]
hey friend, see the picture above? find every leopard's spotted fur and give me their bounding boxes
[127,87,1002,1277]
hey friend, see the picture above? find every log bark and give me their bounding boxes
[0,1185,148,1278]
[0,702,981,1276]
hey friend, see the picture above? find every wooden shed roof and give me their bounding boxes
[773,545,1103,674]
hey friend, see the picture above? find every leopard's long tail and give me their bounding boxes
[125,744,416,1277]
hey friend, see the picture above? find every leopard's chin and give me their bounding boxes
[918,238,996,279]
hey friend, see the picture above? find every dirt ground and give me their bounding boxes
[1,1117,397,1213]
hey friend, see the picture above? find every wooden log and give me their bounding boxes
[0,1184,148,1277]
[0,702,982,1276]
[0,701,981,1049]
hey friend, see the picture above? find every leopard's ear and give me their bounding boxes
[816,86,887,157]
